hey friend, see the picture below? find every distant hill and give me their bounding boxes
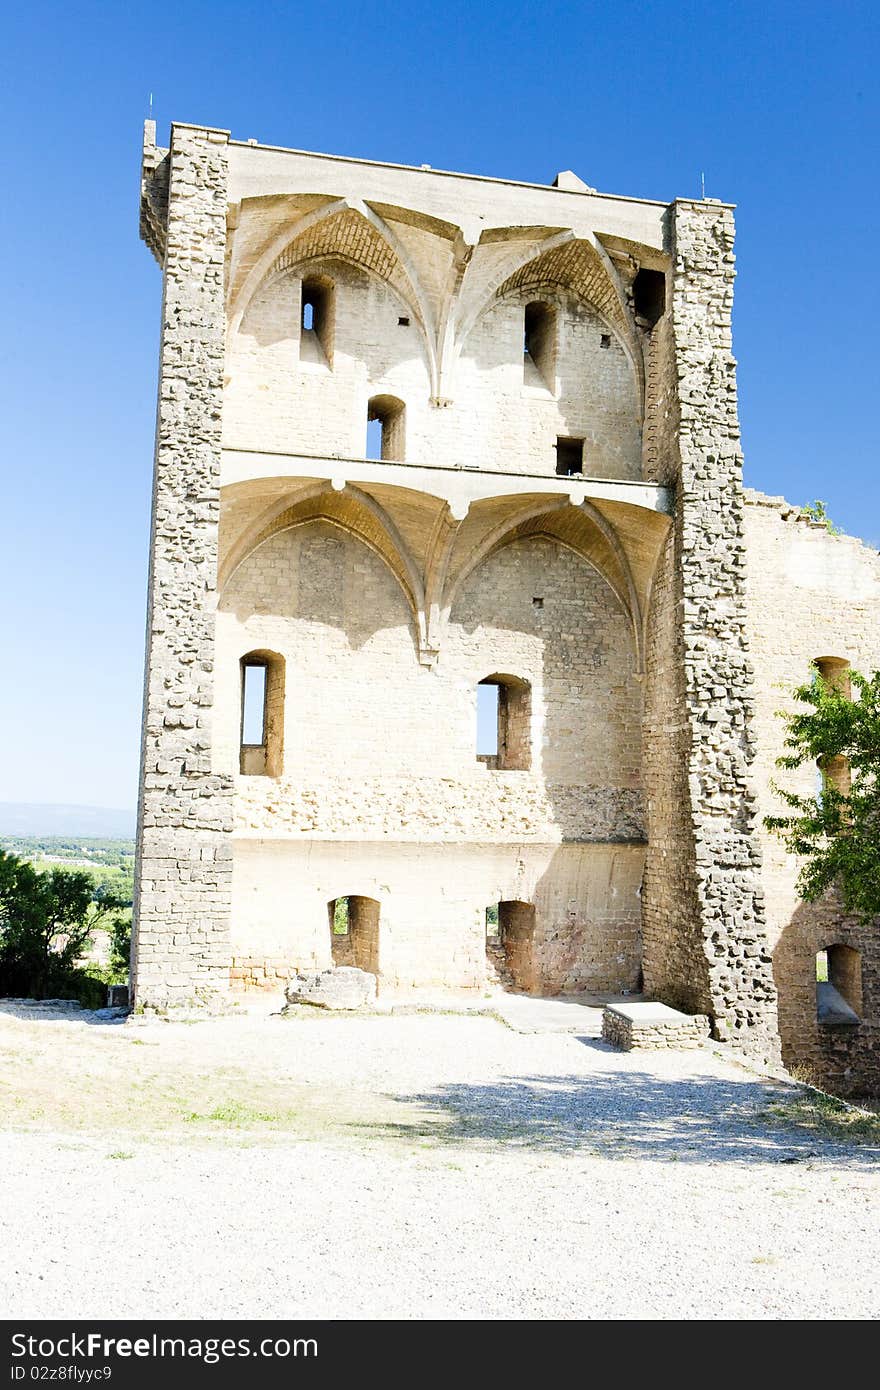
[0,803,135,839]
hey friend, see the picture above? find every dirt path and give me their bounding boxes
[1,1003,878,1319]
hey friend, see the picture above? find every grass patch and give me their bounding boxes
[183,1101,290,1126]
[108,1150,134,1160]
[764,1089,880,1146]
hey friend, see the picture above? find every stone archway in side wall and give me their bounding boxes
[328,895,381,979]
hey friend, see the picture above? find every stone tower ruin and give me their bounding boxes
[135,122,880,1092]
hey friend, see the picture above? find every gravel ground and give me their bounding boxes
[0,1001,878,1320]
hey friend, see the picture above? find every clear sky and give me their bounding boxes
[1,0,877,812]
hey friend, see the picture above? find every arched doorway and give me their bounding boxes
[485,900,537,993]
[328,896,381,978]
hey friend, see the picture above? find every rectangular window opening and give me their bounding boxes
[366,417,384,459]
[476,682,500,756]
[241,664,267,746]
[555,437,584,476]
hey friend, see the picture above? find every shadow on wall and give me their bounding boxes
[349,1066,875,1165]
[501,845,644,998]
[774,895,880,1097]
[221,520,420,655]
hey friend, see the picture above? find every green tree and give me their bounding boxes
[0,849,125,1000]
[765,667,880,920]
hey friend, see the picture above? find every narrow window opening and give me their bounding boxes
[814,657,852,799]
[476,682,500,756]
[523,301,557,389]
[632,268,665,329]
[239,651,285,777]
[476,675,531,771]
[241,664,266,747]
[300,275,334,366]
[366,395,406,461]
[532,596,544,609]
[398,315,410,326]
[556,436,584,476]
[485,904,500,939]
[600,333,611,348]
[817,944,862,1027]
[814,656,851,698]
[331,897,350,936]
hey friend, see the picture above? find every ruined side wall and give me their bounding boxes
[641,202,778,1056]
[744,494,880,1094]
[132,126,235,1009]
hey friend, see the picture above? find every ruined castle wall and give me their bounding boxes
[132,125,235,1009]
[224,266,641,479]
[215,526,643,839]
[744,493,880,1093]
[217,521,645,996]
[641,203,778,1056]
[228,840,645,996]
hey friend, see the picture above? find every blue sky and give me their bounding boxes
[1,0,877,811]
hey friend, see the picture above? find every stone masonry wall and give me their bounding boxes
[216,525,644,841]
[744,493,880,1094]
[224,264,641,478]
[227,840,644,996]
[132,125,236,1009]
[642,201,778,1058]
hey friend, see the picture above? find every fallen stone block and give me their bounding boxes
[285,966,377,1011]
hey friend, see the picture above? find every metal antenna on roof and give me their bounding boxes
[701,170,705,199]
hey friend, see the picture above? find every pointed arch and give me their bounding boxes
[442,500,643,669]
[219,482,430,655]
[227,198,438,390]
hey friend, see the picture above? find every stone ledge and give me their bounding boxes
[602,1001,710,1051]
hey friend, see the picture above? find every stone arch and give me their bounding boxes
[817,941,862,1025]
[476,673,532,771]
[485,900,537,993]
[327,894,381,978]
[228,198,439,391]
[219,483,427,648]
[441,501,642,668]
[452,232,643,408]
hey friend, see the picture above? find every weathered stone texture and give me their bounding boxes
[285,966,377,1011]
[744,492,880,1094]
[642,202,778,1059]
[132,124,235,1008]
[602,1001,709,1050]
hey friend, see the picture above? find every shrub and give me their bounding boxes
[0,848,125,1001]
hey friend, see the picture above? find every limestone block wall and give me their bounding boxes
[744,493,880,1094]
[228,840,644,996]
[641,201,778,1057]
[132,125,235,1008]
[214,524,644,840]
[224,265,641,479]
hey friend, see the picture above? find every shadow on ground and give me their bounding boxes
[353,1060,880,1166]
[0,1001,126,1027]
